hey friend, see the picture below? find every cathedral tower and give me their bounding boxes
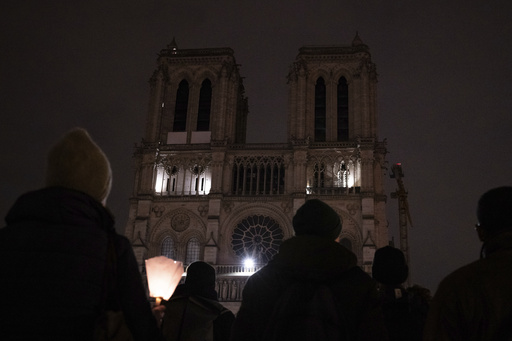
[125,35,389,311]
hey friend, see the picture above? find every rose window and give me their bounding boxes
[231,215,284,264]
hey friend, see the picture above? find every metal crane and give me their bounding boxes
[390,163,413,267]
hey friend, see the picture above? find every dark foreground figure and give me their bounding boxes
[372,246,430,341]
[230,199,388,341]
[161,261,234,341]
[424,186,512,341]
[0,128,163,341]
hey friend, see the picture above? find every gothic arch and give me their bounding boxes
[332,67,355,85]
[179,227,207,246]
[180,228,207,264]
[149,207,207,259]
[149,228,179,259]
[309,69,330,85]
[224,203,293,238]
[194,67,219,88]
[170,67,195,84]
[336,209,363,264]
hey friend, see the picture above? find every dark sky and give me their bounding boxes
[2,1,511,293]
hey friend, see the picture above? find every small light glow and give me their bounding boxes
[244,258,255,268]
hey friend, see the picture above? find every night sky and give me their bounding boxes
[2,1,511,293]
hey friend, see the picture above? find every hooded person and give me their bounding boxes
[161,261,235,341]
[231,199,388,341]
[0,128,163,341]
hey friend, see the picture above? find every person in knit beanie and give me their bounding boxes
[0,128,165,340]
[45,128,112,205]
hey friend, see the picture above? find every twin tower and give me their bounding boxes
[125,34,389,307]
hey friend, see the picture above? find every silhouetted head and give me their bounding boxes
[292,199,342,240]
[372,246,409,286]
[477,186,512,238]
[185,261,216,292]
[45,128,112,205]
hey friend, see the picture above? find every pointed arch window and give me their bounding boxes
[173,80,189,132]
[314,77,326,142]
[231,156,285,196]
[197,79,212,131]
[161,236,176,259]
[185,237,201,265]
[313,162,325,189]
[337,77,349,141]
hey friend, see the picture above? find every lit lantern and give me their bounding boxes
[145,256,184,305]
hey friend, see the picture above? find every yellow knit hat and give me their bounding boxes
[45,128,112,204]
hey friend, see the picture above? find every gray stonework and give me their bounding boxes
[125,34,389,308]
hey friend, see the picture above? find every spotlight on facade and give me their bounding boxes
[243,258,255,269]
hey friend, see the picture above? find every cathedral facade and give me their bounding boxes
[124,34,389,309]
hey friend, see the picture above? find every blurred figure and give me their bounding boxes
[161,261,234,341]
[372,246,430,341]
[231,199,388,341]
[424,186,512,340]
[0,128,163,341]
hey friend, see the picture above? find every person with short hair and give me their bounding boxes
[424,186,512,340]
[0,128,163,340]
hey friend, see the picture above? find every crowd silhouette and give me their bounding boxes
[1,128,510,340]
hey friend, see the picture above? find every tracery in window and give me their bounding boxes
[185,237,201,265]
[161,236,176,259]
[336,162,349,188]
[307,157,360,195]
[154,155,211,196]
[231,215,284,264]
[313,162,325,189]
[232,156,285,195]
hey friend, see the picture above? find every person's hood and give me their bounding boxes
[170,283,218,301]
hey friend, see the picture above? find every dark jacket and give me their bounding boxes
[424,230,512,341]
[377,285,429,341]
[0,187,162,341]
[230,235,388,341]
[161,284,235,341]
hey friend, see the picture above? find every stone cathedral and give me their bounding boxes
[125,34,389,311]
